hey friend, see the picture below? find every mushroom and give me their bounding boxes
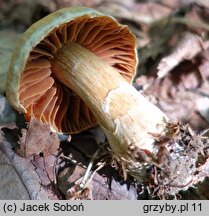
[6,7,168,181]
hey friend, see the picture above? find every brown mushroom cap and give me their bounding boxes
[6,7,137,134]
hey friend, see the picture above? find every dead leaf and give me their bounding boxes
[142,60,209,131]
[96,1,172,24]
[32,153,58,187]
[184,4,209,36]
[198,52,209,78]
[197,0,209,9]
[161,0,200,8]
[91,172,138,200]
[18,118,60,158]
[157,32,209,78]
[0,139,51,199]
[58,165,138,200]
[58,165,87,199]
[38,0,100,11]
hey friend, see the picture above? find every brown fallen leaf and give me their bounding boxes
[58,165,138,200]
[32,153,58,187]
[0,139,52,199]
[58,130,139,200]
[140,59,209,131]
[18,118,60,158]
[157,32,209,78]
[90,172,138,200]
[96,0,172,24]
[197,0,209,9]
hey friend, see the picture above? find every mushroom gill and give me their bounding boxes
[19,15,136,133]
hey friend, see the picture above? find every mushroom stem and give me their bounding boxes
[51,42,168,173]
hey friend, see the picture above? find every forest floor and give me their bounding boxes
[1,0,209,200]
